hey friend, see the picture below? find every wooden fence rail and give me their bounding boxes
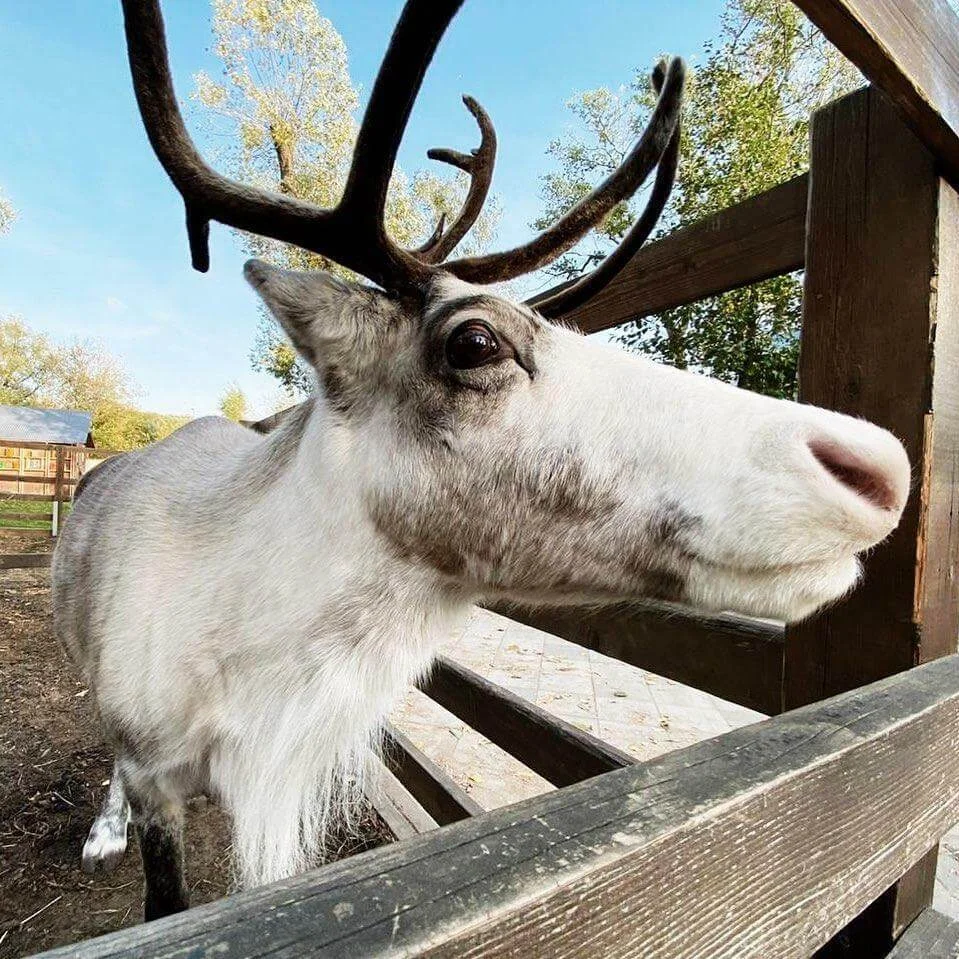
[498,601,784,715]
[0,553,52,570]
[531,174,808,334]
[0,474,77,486]
[420,655,635,785]
[382,726,483,825]
[37,654,959,959]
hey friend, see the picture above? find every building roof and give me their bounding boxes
[0,405,95,446]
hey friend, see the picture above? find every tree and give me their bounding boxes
[0,317,54,405]
[0,314,190,450]
[193,0,498,394]
[0,187,15,234]
[92,403,191,450]
[1,319,132,413]
[219,382,248,421]
[45,338,134,413]
[535,0,858,398]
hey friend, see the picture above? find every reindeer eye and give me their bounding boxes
[446,321,501,369]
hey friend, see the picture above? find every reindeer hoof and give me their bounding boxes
[81,815,129,873]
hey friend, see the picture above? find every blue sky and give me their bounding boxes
[0,0,725,417]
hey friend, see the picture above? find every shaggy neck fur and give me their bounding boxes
[209,402,472,886]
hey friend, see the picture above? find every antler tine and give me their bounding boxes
[338,0,467,241]
[530,61,682,318]
[446,56,686,286]
[417,96,498,263]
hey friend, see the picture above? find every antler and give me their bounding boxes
[122,0,683,314]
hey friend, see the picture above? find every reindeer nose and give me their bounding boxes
[807,436,908,514]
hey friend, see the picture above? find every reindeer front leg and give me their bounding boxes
[81,760,131,874]
[135,809,189,921]
[121,764,190,921]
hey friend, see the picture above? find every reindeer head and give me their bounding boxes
[124,0,909,622]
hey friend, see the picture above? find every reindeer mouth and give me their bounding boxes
[683,549,861,622]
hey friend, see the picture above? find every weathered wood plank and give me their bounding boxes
[382,725,483,825]
[791,0,959,189]
[420,655,634,786]
[887,909,959,958]
[1,474,77,486]
[0,512,54,521]
[366,761,437,841]
[0,528,51,539]
[0,553,52,570]
[36,653,959,959]
[496,600,782,715]
[784,86,959,949]
[528,174,807,333]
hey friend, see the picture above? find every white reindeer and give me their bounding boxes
[53,0,910,921]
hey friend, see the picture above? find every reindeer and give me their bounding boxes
[53,0,910,922]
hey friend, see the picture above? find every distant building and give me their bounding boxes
[0,405,95,497]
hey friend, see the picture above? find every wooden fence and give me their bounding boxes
[0,447,128,550]
[22,0,959,954]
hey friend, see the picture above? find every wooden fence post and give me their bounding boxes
[52,447,64,538]
[783,86,959,953]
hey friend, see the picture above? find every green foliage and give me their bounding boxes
[249,324,314,395]
[219,382,249,421]
[194,0,500,395]
[44,338,133,413]
[0,317,53,405]
[535,0,859,398]
[0,187,15,234]
[91,402,191,450]
[0,316,191,450]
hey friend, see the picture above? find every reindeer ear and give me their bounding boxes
[243,259,357,368]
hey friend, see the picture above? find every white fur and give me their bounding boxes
[81,768,130,874]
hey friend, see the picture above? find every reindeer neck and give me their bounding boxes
[215,399,471,683]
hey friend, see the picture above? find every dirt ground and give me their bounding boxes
[0,545,390,957]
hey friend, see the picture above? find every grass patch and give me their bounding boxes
[0,499,71,530]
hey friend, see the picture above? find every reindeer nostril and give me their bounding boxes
[808,439,899,511]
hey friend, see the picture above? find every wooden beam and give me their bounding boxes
[40,653,959,959]
[529,174,807,333]
[495,601,783,715]
[381,725,483,825]
[366,761,437,841]
[0,440,88,452]
[791,0,959,189]
[0,512,54,521]
[0,553,52,570]
[419,655,634,786]
[784,86,959,951]
[84,449,128,459]
[0,474,77,486]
